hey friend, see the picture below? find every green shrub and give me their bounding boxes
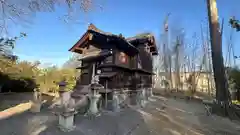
[0,57,77,93]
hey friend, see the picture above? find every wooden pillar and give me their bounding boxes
[105,80,108,108]
[206,0,230,102]
[91,63,96,83]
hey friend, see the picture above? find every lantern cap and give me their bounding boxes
[58,80,68,86]
[89,83,104,90]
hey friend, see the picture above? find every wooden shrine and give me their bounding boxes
[69,24,158,99]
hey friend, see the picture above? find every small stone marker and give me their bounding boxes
[146,87,153,99]
[149,88,153,97]
[112,90,120,112]
[30,85,42,113]
[139,88,146,108]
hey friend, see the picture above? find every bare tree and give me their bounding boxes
[170,24,185,91]
[161,13,173,90]
[185,33,200,94]
[0,0,102,34]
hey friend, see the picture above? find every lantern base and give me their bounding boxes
[58,110,77,132]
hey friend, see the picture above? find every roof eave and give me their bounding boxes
[69,31,89,52]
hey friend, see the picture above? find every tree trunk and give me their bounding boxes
[206,0,230,107]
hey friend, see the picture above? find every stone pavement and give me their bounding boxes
[1,95,240,135]
[0,105,154,135]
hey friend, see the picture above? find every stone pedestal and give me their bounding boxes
[119,91,128,108]
[130,91,138,105]
[112,91,120,112]
[139,89,146,108]
[58,110,77,132]
[30,91,42,113]
[145,89,149,100]
[149,88,153,97]
[146,88,153,100]
[30,101,42,112]
[87,93,101,115]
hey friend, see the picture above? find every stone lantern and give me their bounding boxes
[87,82,103,115]
[57,80,77,132]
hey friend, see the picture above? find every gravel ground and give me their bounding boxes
[1,95,240,135]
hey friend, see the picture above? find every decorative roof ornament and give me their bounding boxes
[119,33,125,39]
[88,23,98,31]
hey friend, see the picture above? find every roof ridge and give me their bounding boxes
[88,23,114,35]
[88,23,126,39]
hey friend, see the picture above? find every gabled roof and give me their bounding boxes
[69,24,139,55]
[127,33,158,55]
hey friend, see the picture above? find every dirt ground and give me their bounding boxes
[139,96,240,135]
[0,93,240,135]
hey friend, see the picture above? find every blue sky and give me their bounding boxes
[8,0,240,67]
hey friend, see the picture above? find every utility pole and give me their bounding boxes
[206,0,230,114]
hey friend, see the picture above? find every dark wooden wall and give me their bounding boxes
[77,42,154,89]
[79,44,100,85]
[137,44,153,72]
[80,63,92,85]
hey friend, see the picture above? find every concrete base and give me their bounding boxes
[58,111,76,132]
[30,102,42,113]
